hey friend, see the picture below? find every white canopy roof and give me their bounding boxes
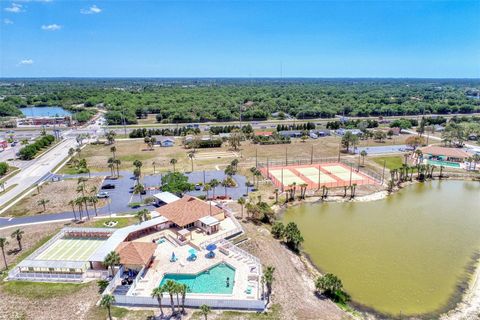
[199,216,220,226]
[153,191,180,204]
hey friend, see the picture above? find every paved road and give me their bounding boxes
[0,138,79,214]
[0,170,252,230]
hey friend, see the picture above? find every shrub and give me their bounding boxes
[284,222,304,251]
[271,221,285,239]
[0,162,8,176]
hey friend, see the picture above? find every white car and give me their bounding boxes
[96,191,109,198]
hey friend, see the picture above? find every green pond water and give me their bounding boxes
[283,181,480,317]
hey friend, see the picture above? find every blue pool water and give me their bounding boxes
[427,159,461,168]
[159,263,235,294]
[21,106,71,118]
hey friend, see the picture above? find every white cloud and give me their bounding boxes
[80,4,101,14]
[3,18,14,24]
[19,59,34,65]
[17,0,53,2]
[41,23,62,31]
[4,3,23,13]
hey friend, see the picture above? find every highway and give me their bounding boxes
[0,137,79,214]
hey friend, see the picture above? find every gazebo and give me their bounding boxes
[177,228,192,242]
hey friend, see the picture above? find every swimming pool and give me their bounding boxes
[159,263,235,294]
[427,159,461,168]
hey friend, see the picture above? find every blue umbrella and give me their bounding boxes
[188,248,197,255]
[171,252,176,259]
[206,244,217,252]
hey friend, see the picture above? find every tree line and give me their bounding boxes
[1,79,479,123]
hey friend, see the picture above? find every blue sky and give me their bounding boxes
[1,0,479,78]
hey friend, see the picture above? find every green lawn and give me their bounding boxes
[371,156,404,170]
[1,281,89,299]
[85,217,137,229]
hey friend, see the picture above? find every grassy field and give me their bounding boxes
[1,281,90,299]
[371,156,404,170]
[71,134,413,175]
[3,177,106,217]
[190,304,281,320]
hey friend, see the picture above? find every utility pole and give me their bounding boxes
[121,106,127,137]
[382,160,386,184]
[310,145,314,164]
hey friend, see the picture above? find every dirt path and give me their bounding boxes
[238,222,352,320]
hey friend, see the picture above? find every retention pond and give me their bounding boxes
[283,180,480,317]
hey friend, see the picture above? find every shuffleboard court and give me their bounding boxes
[35,238,106,261]
[295,167,336,183]
[269,169,306,185]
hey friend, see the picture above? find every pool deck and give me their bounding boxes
[131,237,261,301]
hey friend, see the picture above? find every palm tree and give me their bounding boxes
[37,199,49,212]
[163,279,177,314]
[135,208,149,223]
[100,294,115,320]
[74,196,85,220]
[200,304,211,320]
[133,183,145,201]
[203,183,212,200]
[89,196,99,216]
[237,197,246,219]
[152,160,157,174]
[254,169,262,190]
[151,286,165,317]
[209,179,220,199]
[77,178,90,219]
[360,150,367,166]
[0,237,9,269]
[110,146,117,159]
[179,283,188,314]
[273,188,279,204]
[187,151,195,172]
[103,251,120,276]
[114,159,121,176]
[68,199,77,220]
[11,229,24,251]
[262,266,275,304]
[133,159,143,176]
[170,158,177,172]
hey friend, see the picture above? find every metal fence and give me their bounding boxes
[111,293,266,310]
[8,270,84,282]
[257,156,383,190]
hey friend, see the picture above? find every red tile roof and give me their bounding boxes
[254,131,273,136]
[115,242,156,266]
[154,196,223,227]
[420,146,470,159]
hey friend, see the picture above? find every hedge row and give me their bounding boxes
[18,135,55,160]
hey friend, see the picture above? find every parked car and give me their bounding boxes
[194,184,202,191]
[101,184,115,190]
[96,191,109,198]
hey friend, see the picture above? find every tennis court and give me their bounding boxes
[322,165,365,181]
[269,169,306,185]
[35,238,106,261]
[261,162,379,190]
